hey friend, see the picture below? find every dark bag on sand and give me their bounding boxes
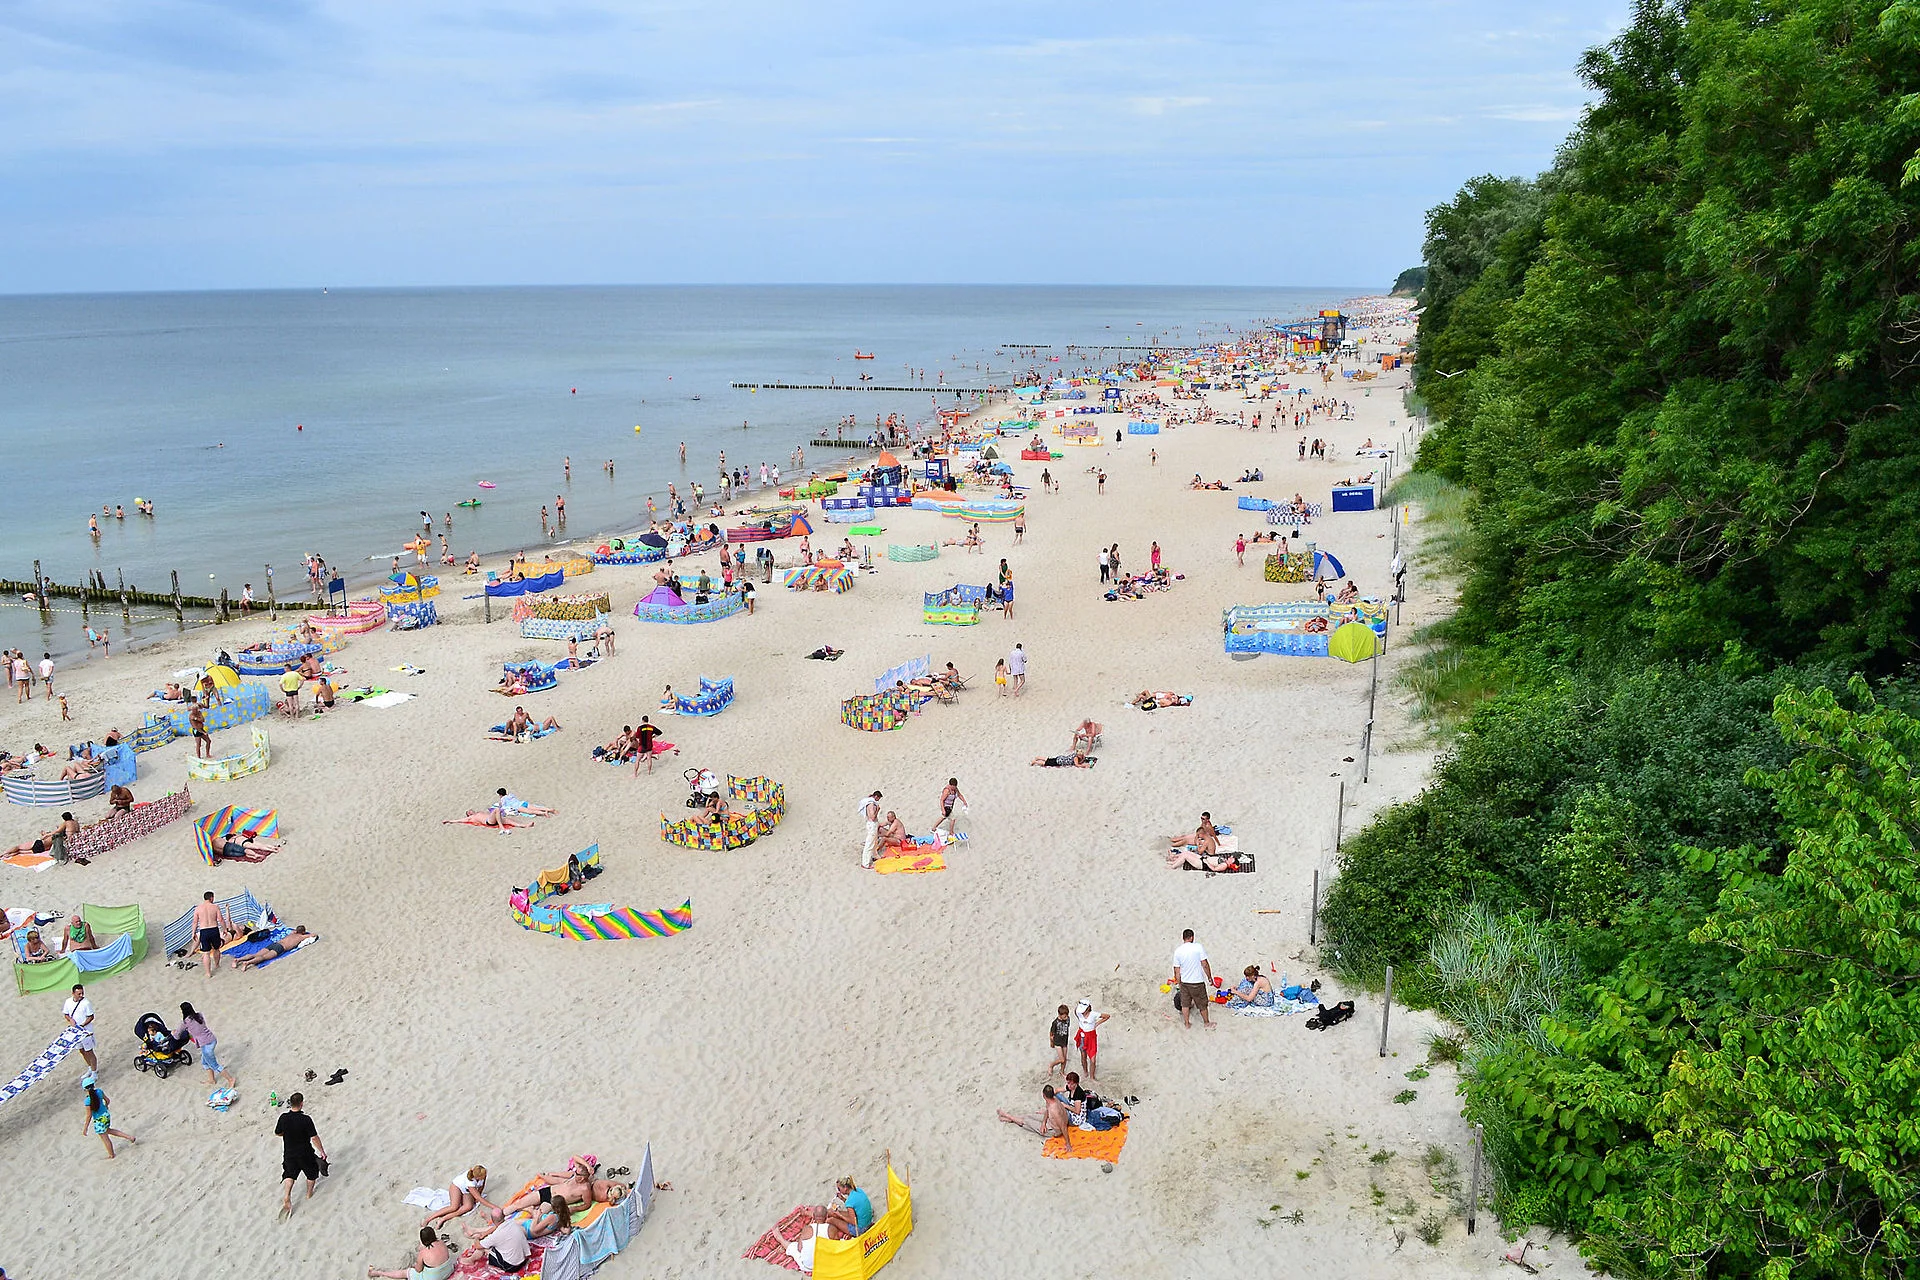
[1306,1000,1355,1031]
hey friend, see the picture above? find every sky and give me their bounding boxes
[0,1,1630,292]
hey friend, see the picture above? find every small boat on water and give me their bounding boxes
[854,351,875,359]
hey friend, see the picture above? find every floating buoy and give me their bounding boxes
[634,425,642,433]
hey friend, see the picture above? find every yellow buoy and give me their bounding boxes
[634,425,642,433]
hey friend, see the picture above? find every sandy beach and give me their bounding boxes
[0,308,1515,1279]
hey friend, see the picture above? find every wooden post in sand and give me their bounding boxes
[1379,965,1395,1057]
[1309,868,1320,945]
[1467,1123,1484,1234]
[1334,780,1345,850]
[116,568,129,618]
[171,571,184,622]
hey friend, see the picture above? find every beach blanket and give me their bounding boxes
[0,1027,83,1110]
[362,691,413,709]
[443,814,530,830]
[342,686,390,702]
[452,1241,546,1280]
[405,1186,453,1213]
[874,851,947,875]
[1045,1119,1128,1162]
[743,1205,814,1272]
[490,724,560,740]
[1,851,55,871]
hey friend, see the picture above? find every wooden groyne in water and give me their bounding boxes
[731,381,992,394]
[5,561,324,623]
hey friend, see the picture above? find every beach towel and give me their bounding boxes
[363,691,414,709]
[873,851,947,875]
[1,852,56,871]
[342,687,390,702]
[0,1027,83,1110]
[405,1187,454,1212]
[224,927,319,969]
[442,814,531,830]
[743,1206,814,1272]
[489,724,560,740]
[1045,1119,1128,1162]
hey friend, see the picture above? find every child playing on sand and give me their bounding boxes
[994,658,1009,695]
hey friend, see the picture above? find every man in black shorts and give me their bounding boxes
[274,1092,326,1220]
[631,716,661,776]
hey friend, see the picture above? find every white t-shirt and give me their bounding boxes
[1008,648,1026,676]
[1074,1007,1103,1034]
[38,658,52,680]
[482,1220,530,1266]
[1172,941,1209,982]
[64,995,95,1042]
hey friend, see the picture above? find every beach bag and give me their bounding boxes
[1306,1000,1355,1031]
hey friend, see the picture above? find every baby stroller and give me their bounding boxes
[132,1012,192,1079]
[684,767,721,810]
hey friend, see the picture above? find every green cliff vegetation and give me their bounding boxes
[1390,266,1426,297]
[1325,2,1920,1273]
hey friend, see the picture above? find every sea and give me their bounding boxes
[0,284,1358,658]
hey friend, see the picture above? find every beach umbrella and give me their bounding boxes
[1328,621,1379,664]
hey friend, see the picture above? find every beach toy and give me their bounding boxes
[477,481,496,489]
[457,499,482,508]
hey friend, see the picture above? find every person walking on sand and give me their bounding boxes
[64,983,99,1070]
[40,652,54,701]
[932,778,967,836]
[275,1092,326,1221]
[860,791,882,869]
[192,891,233,976]
[176,1003,237,1089]
[82,1075,134,1159]
[994,657,1009,696]
[189,702,212,759]
[1235,534,1246,567]
[1098,546,1110,583]
[1008,643,1027,697]
[1172,928,1213,1029]
[1073,998,1112,1080]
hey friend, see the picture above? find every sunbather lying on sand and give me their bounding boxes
[1031,753,1096,768]
[490,1176,628,1219]
[495,789,555,816]
[1166,847,1250,872]
[230,925,315,970]
[804,645,843,660]
[58,757,103,781]
[1133,690,1192,709]
[215,834,283,859]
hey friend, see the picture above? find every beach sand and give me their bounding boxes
[0,321,1517,1278]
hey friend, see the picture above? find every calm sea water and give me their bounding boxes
[0,285,1354,657]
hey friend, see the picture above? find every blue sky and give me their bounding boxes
[0,1,1627,292]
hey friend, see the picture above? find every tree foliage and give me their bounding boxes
[1343,3,1920,1273]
